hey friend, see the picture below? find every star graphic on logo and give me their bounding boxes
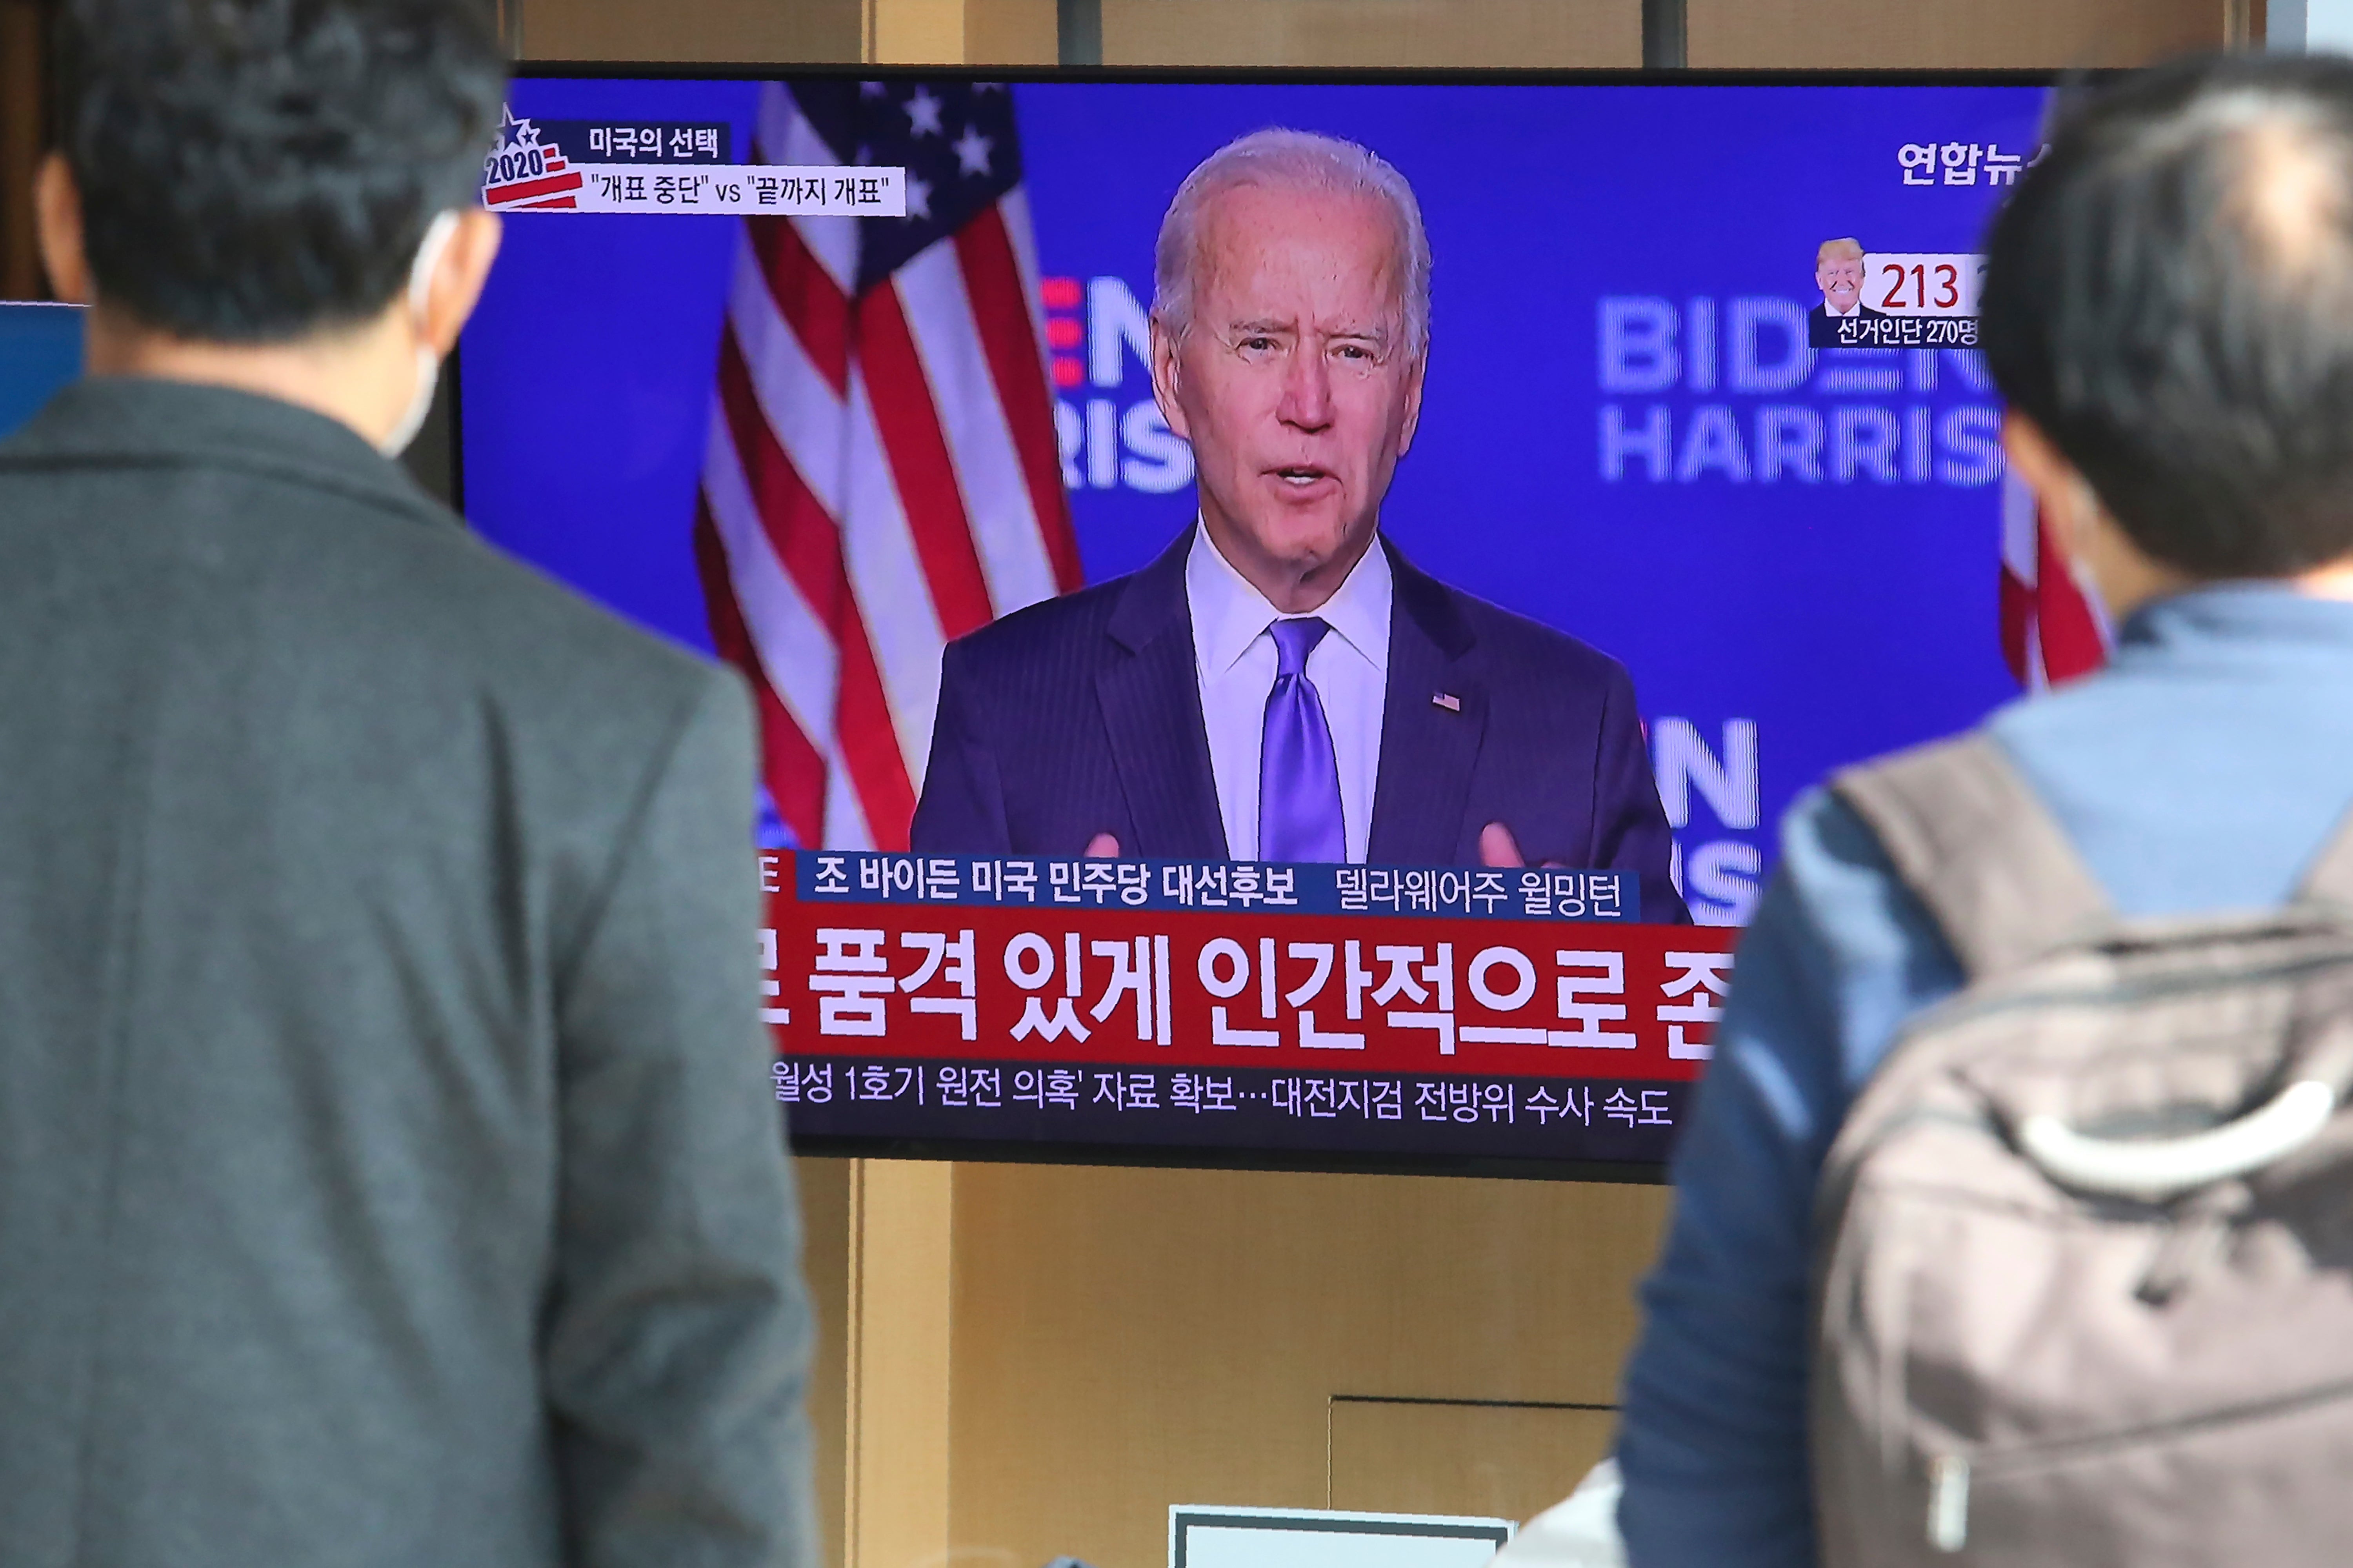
[905,86,945,137]
[905,175,933,221]
[860,80,887,97]
[952,124,993,177]
[497,104,542,153]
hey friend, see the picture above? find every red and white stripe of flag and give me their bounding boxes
[696,84,1082,850]
[1999,471,2109,688]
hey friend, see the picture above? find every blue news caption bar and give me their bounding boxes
[533,120,731,163]
[793,853,1639,922]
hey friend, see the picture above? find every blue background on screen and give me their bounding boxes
[460,77,2045,921]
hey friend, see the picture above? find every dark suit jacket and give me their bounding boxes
[1808,302,1888,345]
[0,380,816,1568]
[913,531,1688,921]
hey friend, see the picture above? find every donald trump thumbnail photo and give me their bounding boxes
[1808,235,1881,345]
[911,128,1687,922]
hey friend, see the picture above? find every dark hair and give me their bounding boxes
[56,0,506,342]
[1982,54,2353,579]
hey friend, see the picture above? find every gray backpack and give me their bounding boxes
[1811,733,2353,1568]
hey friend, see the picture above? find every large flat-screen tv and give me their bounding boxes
[459,66,2051,1177]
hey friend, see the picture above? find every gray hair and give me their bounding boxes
[1151,128,1432,357]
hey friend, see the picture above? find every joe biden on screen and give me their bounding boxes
[911,128,1687,922]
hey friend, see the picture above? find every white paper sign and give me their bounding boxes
[1171,1506,1511,1568]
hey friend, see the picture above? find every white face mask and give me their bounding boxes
[2066,476,2119,641]
[379,209,462,457]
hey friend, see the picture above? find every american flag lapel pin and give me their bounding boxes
[1432,691,1461,713]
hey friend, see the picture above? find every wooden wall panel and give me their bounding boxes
[515,0,2230,76]
[518,0,1051,65]
[520,0,860,62]
[1100,0,1639,68]
[939,1163,1666,1568]
[798,1157,854,1568]
[844,1159,956,1568]
[1327,1399,1619,1521]
[1688,0,2226,69]
[870,0,963,64]
[0,0,50,302]
[513,0,2240,72]
[964,0,1059,65]
[792,1155,1666,1568]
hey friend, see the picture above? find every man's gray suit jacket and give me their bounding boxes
[0,379,817,1567]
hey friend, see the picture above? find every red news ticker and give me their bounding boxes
[764,886,1734,1082]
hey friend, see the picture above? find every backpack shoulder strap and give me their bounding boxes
[1830,732,2113,983]
[2293,799,2353,912]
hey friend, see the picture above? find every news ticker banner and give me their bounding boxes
[762,852,1732,1164]
[479,109,905,216]
[798,850,1640,921]
[773,1058,1689,1165]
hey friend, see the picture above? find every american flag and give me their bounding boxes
[1999,473,2108,688]
[695,80,1083,850]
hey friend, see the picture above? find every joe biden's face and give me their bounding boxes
[1151,181,1424,609]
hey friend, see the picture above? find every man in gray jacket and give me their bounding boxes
[1,2,818,1564]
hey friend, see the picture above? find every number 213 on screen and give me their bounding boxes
[1864,253,1985,316]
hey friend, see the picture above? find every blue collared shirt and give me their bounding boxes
[1615,583,2353,1566]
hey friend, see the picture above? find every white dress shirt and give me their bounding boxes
[1186,521,1392,863]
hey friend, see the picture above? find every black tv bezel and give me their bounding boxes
[458,62,2058,1181]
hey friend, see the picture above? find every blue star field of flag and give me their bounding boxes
[788,79,1024,295]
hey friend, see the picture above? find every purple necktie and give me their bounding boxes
[1258,617,1346,863]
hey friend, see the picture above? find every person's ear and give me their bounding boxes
[34,155,94,305]
[1398,342,1427,455]
[1149,313,1192,443]
[418,208,502,357]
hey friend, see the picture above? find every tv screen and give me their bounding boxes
[459,67,2047,1175]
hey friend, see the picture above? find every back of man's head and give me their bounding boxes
[1984,54,2353,580]
[56,0,506,344]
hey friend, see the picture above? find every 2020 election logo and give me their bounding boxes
[478,106,906,218]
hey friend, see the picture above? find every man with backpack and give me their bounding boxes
[1617,55,2353,1566]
